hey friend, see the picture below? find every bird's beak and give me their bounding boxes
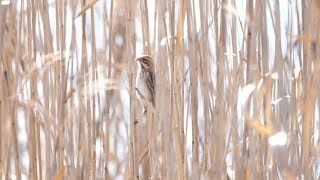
[136,58,141,62]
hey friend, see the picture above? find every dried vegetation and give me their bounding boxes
[0,0,320,179]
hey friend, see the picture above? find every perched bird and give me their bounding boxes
[135,55,155,121]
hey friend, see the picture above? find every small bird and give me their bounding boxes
[135,55,155,121]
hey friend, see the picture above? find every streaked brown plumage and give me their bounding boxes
[135,55,155,120]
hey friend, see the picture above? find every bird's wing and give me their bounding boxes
[145,70,155,105]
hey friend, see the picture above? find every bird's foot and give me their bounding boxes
[135,109,147,123]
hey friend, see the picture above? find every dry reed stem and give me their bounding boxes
[0,0,320,179]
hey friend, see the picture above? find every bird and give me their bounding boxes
[135,55,155,122]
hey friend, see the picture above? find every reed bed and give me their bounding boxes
[0,0,319,179]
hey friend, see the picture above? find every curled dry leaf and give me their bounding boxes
[247,118,274,137]
[75,0,100,18]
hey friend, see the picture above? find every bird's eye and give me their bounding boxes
[142,59,148,64]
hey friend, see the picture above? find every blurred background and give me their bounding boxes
[0,0,320,179]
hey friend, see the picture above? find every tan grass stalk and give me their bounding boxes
[1,0,320,179]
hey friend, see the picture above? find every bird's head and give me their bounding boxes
[136,55,154,69]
